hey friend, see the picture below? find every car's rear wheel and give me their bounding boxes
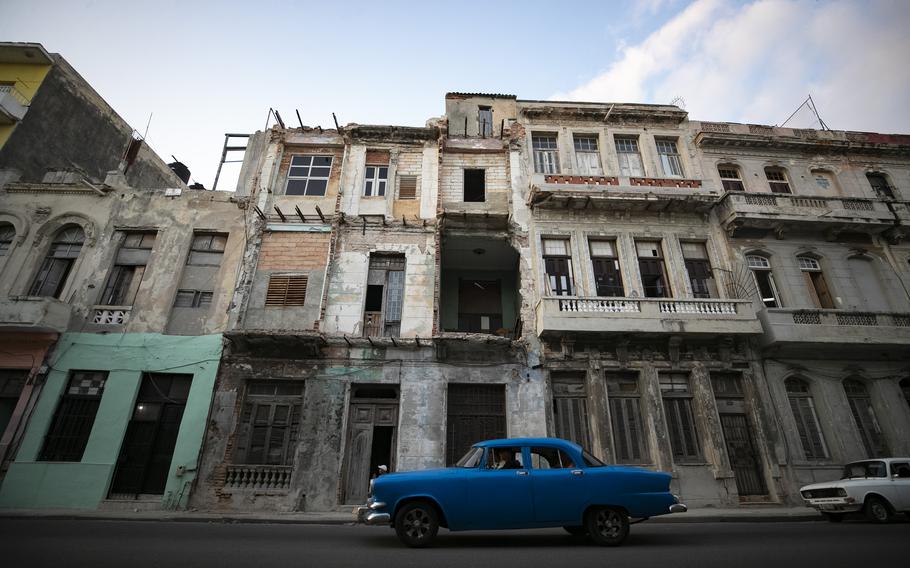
[563,525,587,536]
[584,506,629,546]
[822,513,844,523]
[864,496,892,523]
[394,501,439,548]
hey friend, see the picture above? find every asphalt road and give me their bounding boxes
[2,518,907,568]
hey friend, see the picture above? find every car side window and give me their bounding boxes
[529,447,576,469]
[892,462,910,478]
[484,447,524,469]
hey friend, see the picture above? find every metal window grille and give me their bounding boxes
[286,155,333,196]
[39,371,108,462]
[785,378,828,460]
[265,275,308,307]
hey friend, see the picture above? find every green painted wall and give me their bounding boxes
[0,332,223,510]
[440,269,518,333]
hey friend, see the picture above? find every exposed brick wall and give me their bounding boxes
[258,232,331,270]
[439,152,509,202]
[365,149,391,164]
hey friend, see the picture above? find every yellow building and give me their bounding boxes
[0,43,53,149]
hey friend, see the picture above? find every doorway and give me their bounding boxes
[109,373,192,498]
[711,374,767,498]
[342,385,398,504]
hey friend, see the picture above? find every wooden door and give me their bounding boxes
[343,402,398,504]
[720,413,767,496]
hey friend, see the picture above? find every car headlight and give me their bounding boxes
[800,491,810,499]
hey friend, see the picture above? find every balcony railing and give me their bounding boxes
[536,296,761,336]
[224,465,292,490]
[720,192,895,229]
[759,308,910,351]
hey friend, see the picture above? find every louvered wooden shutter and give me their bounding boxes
[265,275,308,306]
[398,176,417,199]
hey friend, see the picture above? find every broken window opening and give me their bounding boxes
[866,172,894,199]
[635,240,671,298]
[99,231,156,306]
[681,242,716,299]
[0,223,16,257]
[478,106,493,137]
[543,238,574,296]
[29,226,85,298]
[798,256,835,309]
[463,169,485,202]
[457,279,503,333]
[590,240,623,297]
[187,232,227,266]
[747,255,780,308]
[362,254,405,338]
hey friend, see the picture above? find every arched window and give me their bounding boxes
[746,254,780,308]
[718,165,745,192]
[28,226,85,298]
[844,379,888,458]
[0,223,15,256]
[866,172,894,199]
[798,255,835,309]
[765,167,791,194]
[785,378,828,459]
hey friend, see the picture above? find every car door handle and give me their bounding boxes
[516,470,529,476]
[571,470,584,476]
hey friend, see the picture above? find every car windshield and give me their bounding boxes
[841,461,887,479]
[455,446,484,468]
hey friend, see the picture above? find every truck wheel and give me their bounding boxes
[563,525,587,536]
[864,497,892,523]
[822,513,844,523]
[584,506,630,546]
[394,501,439,547]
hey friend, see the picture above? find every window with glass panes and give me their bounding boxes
[542,238,573,296]
[659,373,701,462]
[606,372,649,464]
[615,136,643,177]
[363,164,388,197]
[681,242,716,298]
[286,155,333,196]
[656,139,683,177]
[785,378,828,460]
[532,134,559,174]
[636,240,671,298]
[573,135,603,175]
[718,167,745,192]
[589,240,623,297]
[765,167,791,194]
[235,381,304,465]
[746,255,780,308]
[798,256,835,309]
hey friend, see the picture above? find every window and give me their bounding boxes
[187,233,227,266]
[363,165,388,197]
[29,226,85,298]
[464,169,485,202]
[844,379,888,458]
[636,240,671,298]
[532,134,559,174]
[660,373,701,462]
[656,139,683,177]
[99,232,156,306]
[542,238,573,296]
[0,370,28,438]
[478,106,493,137]
[681,242,716,298]
[235,381,304,465]
[285,155,332,196]
[0,223,14,256]
[574,135,603,175]
[606,372,649,464]
[615,136,644,177]
[39,371,108,462]
[866,173,894,199]
[765,167,791,194]
[363,254,405,337]
[798,256,835,309]
[902,378,910,411]
[485,446,523,469]
[528,446,576,469]
[552,372,592,450]
[398,175,417,200]
[265,275,308,307]
[174,289,213,308]
[589,240,623,297]
[785,378,828,460]
[718,167,745,192]
[747,255,780,308]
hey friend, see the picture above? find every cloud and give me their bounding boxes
[555,0,910,133]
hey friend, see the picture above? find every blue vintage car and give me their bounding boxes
[354,437,686,547]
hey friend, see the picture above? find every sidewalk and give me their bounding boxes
[0,506,823,524]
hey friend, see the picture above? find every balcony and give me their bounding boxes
[223,464,292,491]
[535,296,762,338]
[529,175,717,213]
[0,84,29,124]
[717,192,897,237]
[0,296,73,333]
[759,308,910,357]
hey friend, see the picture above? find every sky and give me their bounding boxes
[3,0,909,191]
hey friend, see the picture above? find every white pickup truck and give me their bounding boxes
[800,458,910,522]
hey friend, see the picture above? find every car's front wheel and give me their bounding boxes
[864,496,892,523]
[584,506,630,546]
[394,501,439,548]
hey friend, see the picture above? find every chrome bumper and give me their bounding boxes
[353,499,390,525]
[669,503,688,513]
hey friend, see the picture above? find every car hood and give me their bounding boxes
[800,480,845,491]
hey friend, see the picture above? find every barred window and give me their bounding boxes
[286,155,332,196]
[606,372,649,464]
[236,381,304,465]
[39,371,108,462]
[785,378,828,460]
[660,373,701,462]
